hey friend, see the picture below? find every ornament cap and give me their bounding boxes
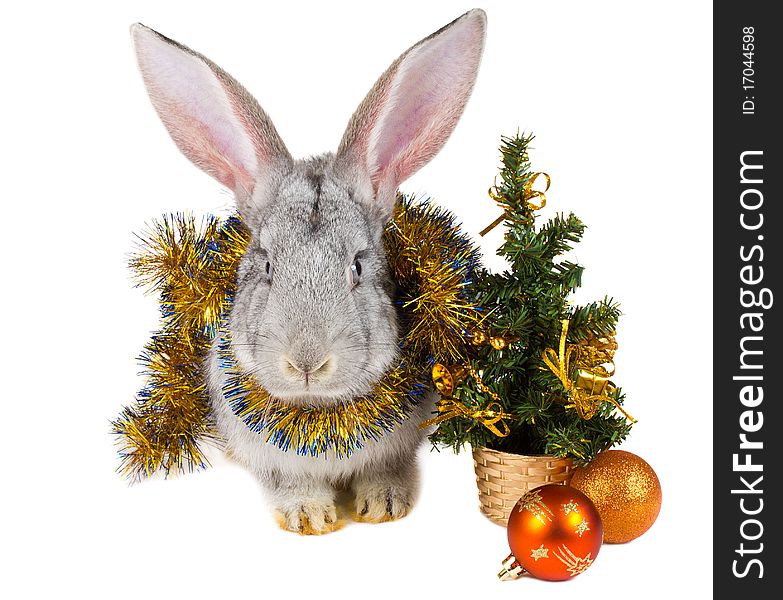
[498,553,525,581]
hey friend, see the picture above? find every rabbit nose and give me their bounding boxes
[283,354,335,384]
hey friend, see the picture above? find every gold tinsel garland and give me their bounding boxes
[219,331,427,458]
[112,196,482,480]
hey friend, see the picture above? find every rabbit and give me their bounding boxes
[130,8,486,534]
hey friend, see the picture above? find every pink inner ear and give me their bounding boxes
[152,86,259,193]
[161,104,246,191]
[368,18,483,191]
[134,26,261,193]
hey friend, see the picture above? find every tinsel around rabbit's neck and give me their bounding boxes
[112,195,482,480]
[218,329,426,458]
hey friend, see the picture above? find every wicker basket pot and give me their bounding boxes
[472,446,574,525]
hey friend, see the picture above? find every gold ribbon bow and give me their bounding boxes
[420,398,512,437]
[419,363,513,437]
[541,320,636,422]
[480,172,551,237]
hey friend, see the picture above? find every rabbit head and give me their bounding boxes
[131,10,486,405]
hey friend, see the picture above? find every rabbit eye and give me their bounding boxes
[350,258,362,287]
[265,260,273,282]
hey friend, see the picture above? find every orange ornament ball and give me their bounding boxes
[570,450,662,544]
[505,484,603,581]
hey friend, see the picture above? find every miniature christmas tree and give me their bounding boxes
[428,133,634,464]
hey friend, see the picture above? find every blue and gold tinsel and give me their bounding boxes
[112,196,482,480]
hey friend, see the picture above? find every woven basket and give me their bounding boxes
[472,446,574,525]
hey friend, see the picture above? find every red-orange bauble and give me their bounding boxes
[500,484,603,581]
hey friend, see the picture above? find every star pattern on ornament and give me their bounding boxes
[575,518,590,537]
[530,544,549,562]
[516,489,554,524]
[561,500,579,515]
[553,544,594,577]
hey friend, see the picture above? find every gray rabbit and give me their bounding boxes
[131,9,486,534]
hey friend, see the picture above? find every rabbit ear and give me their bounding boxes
[131,23,291,206]
[336,9,486,220]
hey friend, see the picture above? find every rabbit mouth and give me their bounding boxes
[238,354,377,406]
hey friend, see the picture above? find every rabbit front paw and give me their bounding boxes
[276,500,342,535]
[353,482,414,523]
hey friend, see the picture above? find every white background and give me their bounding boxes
[1,1,712,598]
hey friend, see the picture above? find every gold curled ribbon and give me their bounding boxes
[421,363,514,436]
[480,172,551,237]
[541,320,636,422]
[479,183,509,236]
[420,398,512,437]
[522,171,550,210]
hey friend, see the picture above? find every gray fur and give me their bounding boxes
[228,156,399,404]
[132,9,486,533]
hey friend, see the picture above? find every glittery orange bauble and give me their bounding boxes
[505,484,603,581]
[570,450,662,543]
